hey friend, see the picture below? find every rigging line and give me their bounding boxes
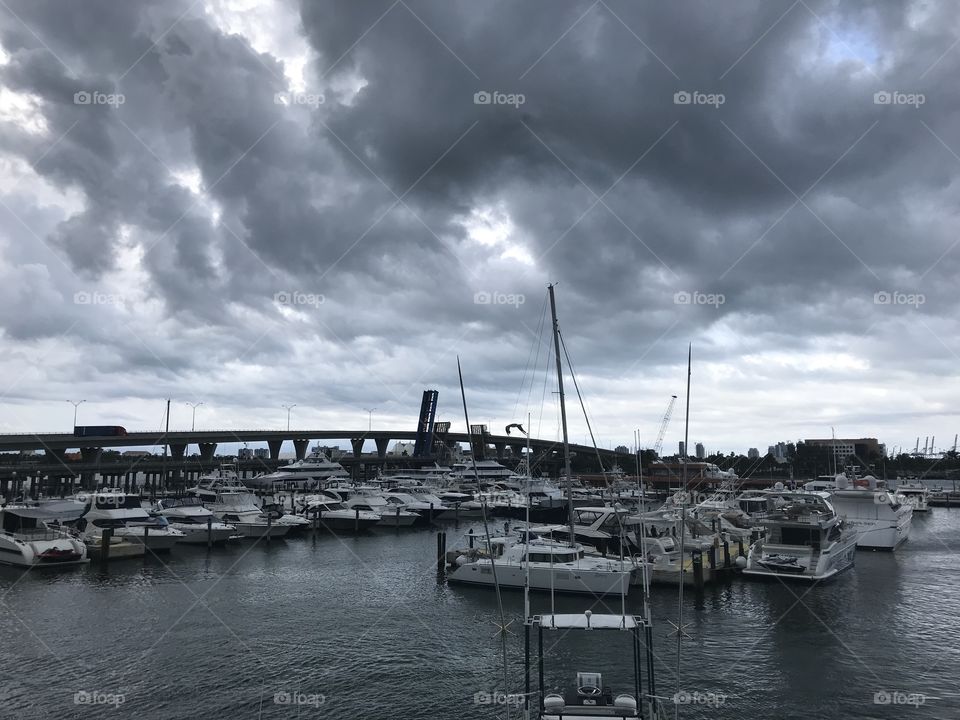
[456,357,510,720]
[558,329,606,474]
[513,293,549,420]
[535,332,554,444]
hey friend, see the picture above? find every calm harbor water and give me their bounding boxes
[1,509,958,719]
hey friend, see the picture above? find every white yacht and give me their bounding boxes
[153,497,239,544]
[247,449,349,491]
[447,531,635,595]
[448,459,514,486]
[186,481,290,540]
[0,504,88,568]
[804,473,912,550]
[543,506,642,556]
[77,489,184,552]
[297,495,381,532]
[895,481,930,512]
[743,489,857,581]
[326,487,420,527]
[381,487,454,522]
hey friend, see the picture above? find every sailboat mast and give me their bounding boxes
[548,284,576,548]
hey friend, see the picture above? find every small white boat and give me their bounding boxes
[895,482,930,512]
[153,497,239,544]
[743,489,857,582]
[0,505,88,568]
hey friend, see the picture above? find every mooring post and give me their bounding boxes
[723,540,731,568]
[267,512,272,544]
[207,515,213,549]
[143,525,149,558]
[436,531,446,575]
[354,507,360,533]
[395,506,400,528]
[100,528,112,568]
[429,502,434,524]
[692,549,704,589]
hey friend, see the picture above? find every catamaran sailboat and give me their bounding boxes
[447,530,635,595]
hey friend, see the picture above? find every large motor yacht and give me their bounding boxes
[186,479,290,540]
[247,448,349,491]
[743,489,858,581]
[153,497,239,544]
[804,473,912,550]
[0,504,88,568]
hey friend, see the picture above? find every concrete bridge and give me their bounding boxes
[0,429,619,464]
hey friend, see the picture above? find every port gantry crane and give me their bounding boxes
[652,394,678,458]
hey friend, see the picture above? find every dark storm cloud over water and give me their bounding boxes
[0,1,959,446]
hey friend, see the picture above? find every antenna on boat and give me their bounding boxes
[675,344,692,720]
[548,284,576,549]
[457,357,511,720]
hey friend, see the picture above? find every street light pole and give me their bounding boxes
[282,404,297,431]
[186,402,203,431]
[66,400,86,430]
[363,407,377,432]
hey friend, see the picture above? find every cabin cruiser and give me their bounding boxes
[381,487,454,523]
[743,489,857,581]
[77,489,184,552]
[447,531,635,595]
[803,473,912,550]
[297,496,380,532]
[0,504,88,568]
[247,448,349,491]
[186,482,290,540]
[153,497,239,544]
[895,481,930,512]
[543,506,642,555]
[325,487,420,527]
[448,459,514,486]
[258,501,311,533]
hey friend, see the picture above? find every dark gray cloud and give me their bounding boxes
[0,0,958,450]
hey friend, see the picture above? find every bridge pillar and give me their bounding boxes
[375,438,390,459]
[268,440,283,461]
[350,438,365,457]
[169,444,187,488]
[46,448,69,468]
[293,439,309,461]
[509,443,524,459]
[80,447,102,465]
[199,443,217,463]
[494,442,506,461]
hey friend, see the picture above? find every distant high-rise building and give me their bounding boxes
[615,445,630,454]
[747,448,760,459]
[695,442,705,459]
[679,441,686,457]
[253,448,269,459]
[238,447,253,460]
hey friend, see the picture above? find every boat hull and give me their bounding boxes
[170,525,238,544]
[448,562,631,595]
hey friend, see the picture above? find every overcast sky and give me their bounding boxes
[0,0,958,456]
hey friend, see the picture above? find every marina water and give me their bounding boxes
[1,508,958,719]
